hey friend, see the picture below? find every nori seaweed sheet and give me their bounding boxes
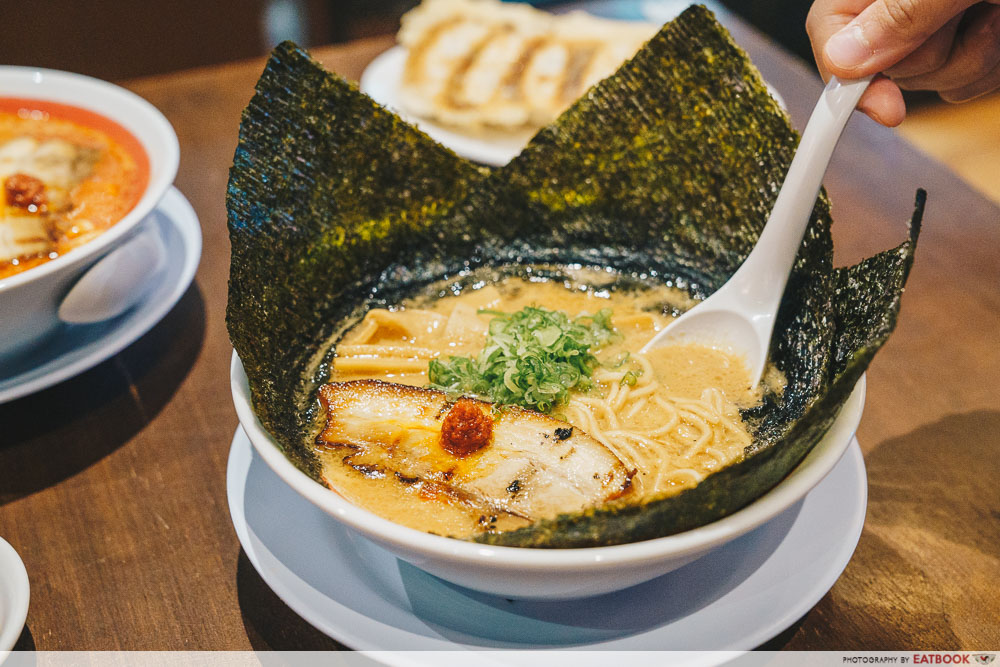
[227,6,923,547]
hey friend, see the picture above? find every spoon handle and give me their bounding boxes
[732,75,872,309]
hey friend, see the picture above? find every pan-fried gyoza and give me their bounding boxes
[396,0,657,131]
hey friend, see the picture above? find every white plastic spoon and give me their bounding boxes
[642,75,873,383]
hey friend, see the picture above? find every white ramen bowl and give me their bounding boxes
[231,351,864,600]
[0,66,179,361]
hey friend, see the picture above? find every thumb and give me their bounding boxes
[824,0,976,76]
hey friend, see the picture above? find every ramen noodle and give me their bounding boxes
[314,271,784,538]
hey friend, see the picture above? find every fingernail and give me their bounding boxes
[825,25,871,70]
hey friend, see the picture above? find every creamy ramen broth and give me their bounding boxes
[315,271,784,538]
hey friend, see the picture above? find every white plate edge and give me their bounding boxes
[360,46,530,167]
[0,536,29,656]
[227,428,868,660]
[0,185,202,403]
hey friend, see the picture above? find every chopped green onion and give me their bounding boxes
[428,305,619,413]
[620,369,642,386]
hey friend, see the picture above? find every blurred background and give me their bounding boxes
[3,0,995,203]
[0,0,813,80]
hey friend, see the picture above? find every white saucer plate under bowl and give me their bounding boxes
[0,186,201,403]
[0,537,29,657]
[227,427,867,659]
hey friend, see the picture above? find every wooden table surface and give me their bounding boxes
[2,15,998,652]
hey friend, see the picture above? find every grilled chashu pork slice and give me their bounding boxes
[316,380,634,522]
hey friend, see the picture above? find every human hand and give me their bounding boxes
[806,0,1000,126]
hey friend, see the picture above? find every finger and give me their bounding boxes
[884,13,964,77]
[806,0,875,82]
[806,1,908,125]
[858,75,908,125]
[941,54,1000,100]
[823,0,980,77]
[892,3,1000,91]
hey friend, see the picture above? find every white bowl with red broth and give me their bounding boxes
[230,273,865,599]
[0,66,178,360]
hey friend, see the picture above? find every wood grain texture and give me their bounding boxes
[898,92,1000,205]
[727,21,1000,650]
[0,37,391,651]
[1,19,997,651]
